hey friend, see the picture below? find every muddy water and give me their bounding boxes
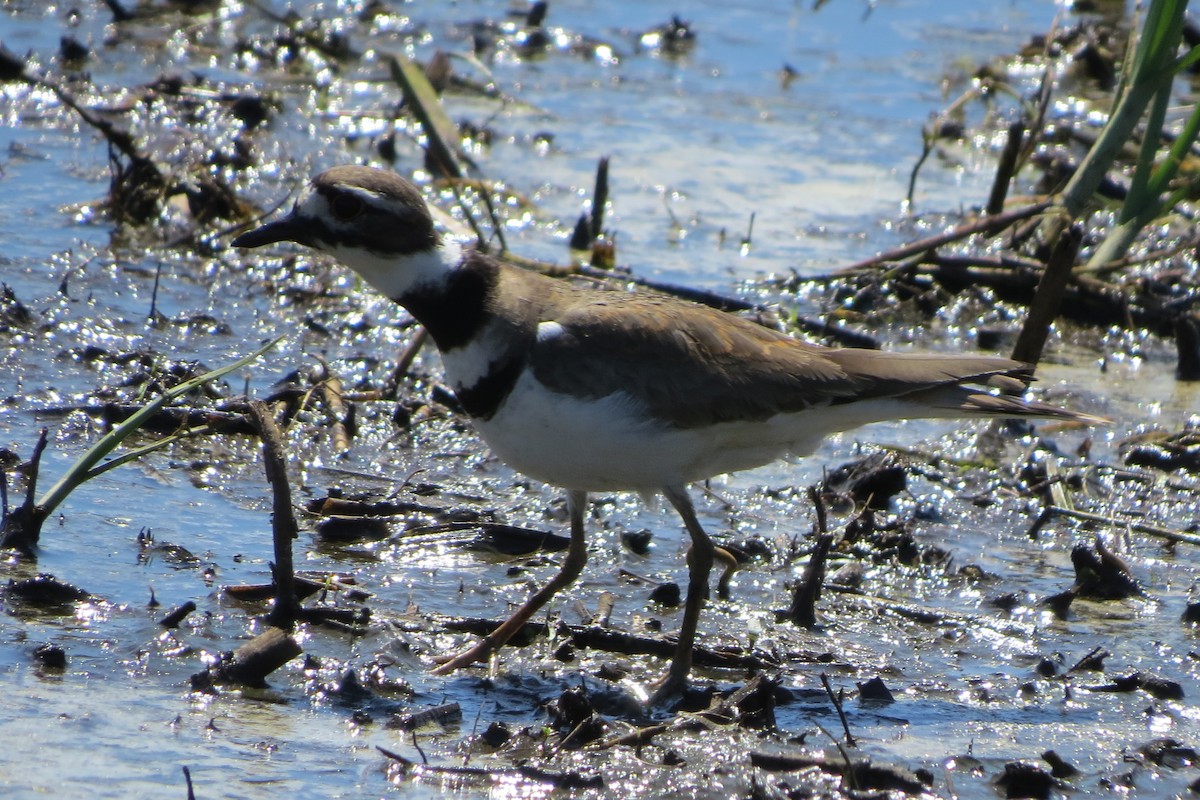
[2,1,1199,798]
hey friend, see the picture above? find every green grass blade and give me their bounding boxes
[83,426,214,482]
[1175,43,1200,73]
[1145,100,1200,198]
[1121,84,1173,220]
[35,337,283,517]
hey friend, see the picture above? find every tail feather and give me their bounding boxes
[905,385,1109,424]
[825,350,1107,425]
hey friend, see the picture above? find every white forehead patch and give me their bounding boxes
[293,184,321,216]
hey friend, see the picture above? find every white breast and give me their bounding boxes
[439,320,515,388]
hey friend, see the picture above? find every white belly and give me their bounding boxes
[472,372,835,492]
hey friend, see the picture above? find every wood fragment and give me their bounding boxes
[750,752,930,794]
[1067,646,1110,672]
[593,591,615,627]
[194,626,302,689]
[306,495,462,519]
[224,573,366,602]
[387,702,463,730]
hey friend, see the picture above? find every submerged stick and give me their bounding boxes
[159,600,197,628]
[787,534,833,628]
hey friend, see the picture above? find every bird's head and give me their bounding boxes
[233,166,449,296]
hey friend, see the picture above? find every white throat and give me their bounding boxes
[328,238,465,300]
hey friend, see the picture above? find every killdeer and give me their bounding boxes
[233,165,1100,703]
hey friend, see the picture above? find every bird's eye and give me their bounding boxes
[330,193,364,221]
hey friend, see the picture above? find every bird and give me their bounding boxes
[233,165,1102,704]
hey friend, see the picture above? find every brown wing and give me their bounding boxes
[527,294,1031,429]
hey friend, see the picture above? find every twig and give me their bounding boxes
[0,428,50,556]
[312,359,352,452]
[787,533,832,628]
[411,731,428,765]
[786,488,832,627]
[1011,221,1083,367]
[383,327,429,400]
[182,765,195,800]
[1067,645,1110,673]
[907,82,991,208]
[445,179,492,252]
[247,400,301,627]
[986,120,1026,215]
[819,673,856,747]
[158,600,197,628]
[906,132,934,209]
[1029,505,1200,547]
[834,201,1052,275]
[809,485,828,535]
[149,261,163,323]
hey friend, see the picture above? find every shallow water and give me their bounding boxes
[2,1,1199,798]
